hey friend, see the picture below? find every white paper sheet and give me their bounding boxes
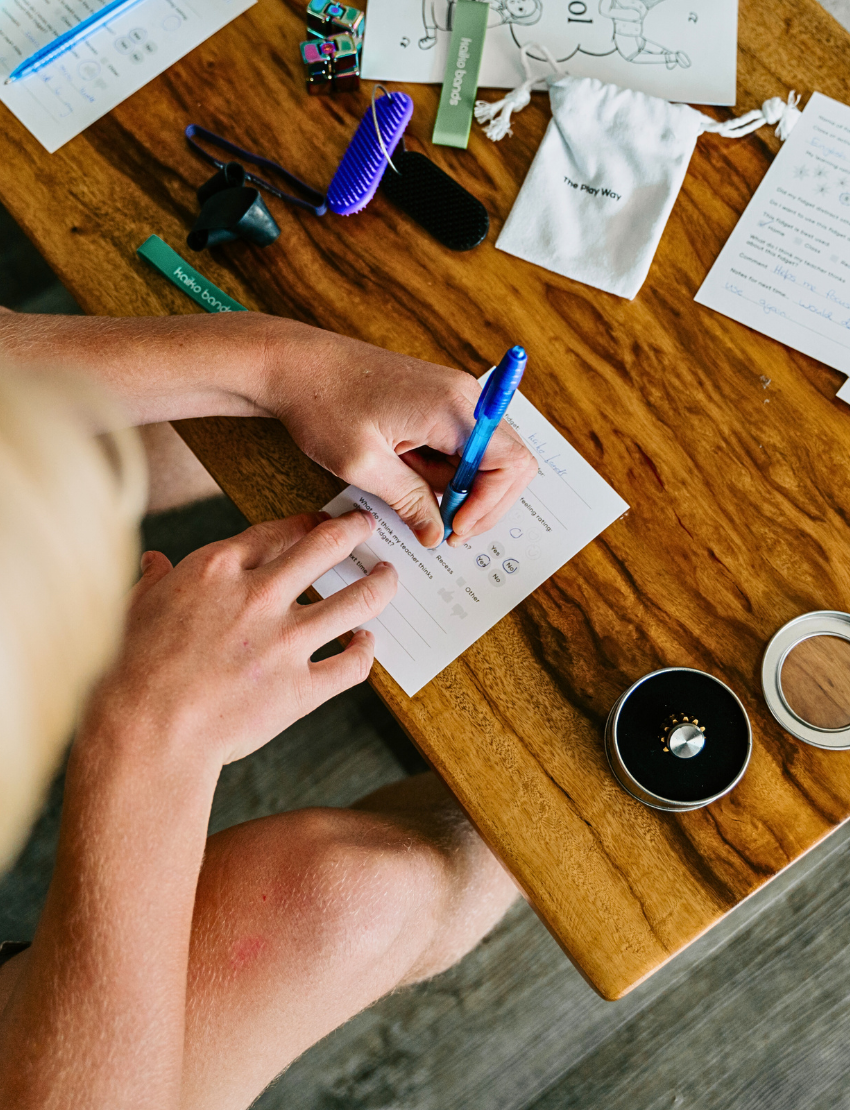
[0,0,254,153]
[361,0,737,106]
[313,380,628,696]
[696,92,850,400]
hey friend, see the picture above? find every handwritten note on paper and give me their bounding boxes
[695,92,850,402]
[0,0,254,153]
[313,381,628,697]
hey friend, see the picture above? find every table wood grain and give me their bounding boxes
[3,0,850,1000]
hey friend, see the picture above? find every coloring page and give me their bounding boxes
[362,0,738,105]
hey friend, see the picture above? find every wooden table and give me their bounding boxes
[4,0,850,1001]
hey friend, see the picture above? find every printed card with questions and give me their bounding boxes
[696,92,850,401]
[313,379,628,696]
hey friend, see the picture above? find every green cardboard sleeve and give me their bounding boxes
[431,0,488,150]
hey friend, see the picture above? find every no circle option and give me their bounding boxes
[502,558,519,575]
[488,568,506,587]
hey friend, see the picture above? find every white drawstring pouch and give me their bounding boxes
[481,52,801,300]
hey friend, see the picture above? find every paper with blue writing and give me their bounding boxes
[696,91,850,401]
[313,375,628,696]
[0,0,254,153]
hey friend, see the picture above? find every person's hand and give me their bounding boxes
[266,325,539,550]
[83,511,397,769]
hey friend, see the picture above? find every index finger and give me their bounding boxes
[447,423,538,544]
[257,509,378,596]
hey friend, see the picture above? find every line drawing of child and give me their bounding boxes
[419,0,542,50]
[596,0,690,69]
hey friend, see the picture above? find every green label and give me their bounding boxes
[431,0,488,149]
[136,235,247,313]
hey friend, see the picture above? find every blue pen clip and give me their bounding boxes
[440,345,527,541]
[474,345,527,421]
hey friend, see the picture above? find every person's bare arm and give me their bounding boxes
[0,312,274,424]
[0,510,396,1110]
[0,312,537,547]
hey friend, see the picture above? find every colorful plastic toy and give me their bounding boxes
[306,0,364,41]
[300,31,360,94]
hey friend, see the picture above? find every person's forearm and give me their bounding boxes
[0,311,306,427]
[0,708,220,1110]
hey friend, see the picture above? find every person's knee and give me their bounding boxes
[280,807,449,971]
[201,806,450,983]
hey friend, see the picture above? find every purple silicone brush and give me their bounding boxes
[327,89,414,216]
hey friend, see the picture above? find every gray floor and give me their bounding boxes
[5,11,850,1103]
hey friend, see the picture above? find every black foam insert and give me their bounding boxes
[616,671,750,803]
[381,149,489,252]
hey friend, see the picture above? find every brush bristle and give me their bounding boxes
[328,92,414,215]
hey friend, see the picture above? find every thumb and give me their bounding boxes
[129,550,174,607]
[361,452,443,548]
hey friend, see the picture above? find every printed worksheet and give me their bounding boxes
[0,0,254,153]
[362,0,737,105]
[313,379,628,696]
[696,92,850,403]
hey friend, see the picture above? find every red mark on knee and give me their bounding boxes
[229,934,267,971]
[262,894,267,901]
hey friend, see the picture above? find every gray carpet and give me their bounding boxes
[4,10,850,1100]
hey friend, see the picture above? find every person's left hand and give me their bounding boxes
[266,324,539,550]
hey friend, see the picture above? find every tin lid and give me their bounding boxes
[762,611,850,750]
[609,668,752,808]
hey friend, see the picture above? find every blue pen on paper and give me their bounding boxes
[440,345,527,542]
[5,0,145,84]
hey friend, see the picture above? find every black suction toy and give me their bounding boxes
[188,161,280,252]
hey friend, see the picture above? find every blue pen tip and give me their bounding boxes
[509,345,526,361]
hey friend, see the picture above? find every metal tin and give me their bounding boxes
[762,610,850,750]
[605,667,752,812]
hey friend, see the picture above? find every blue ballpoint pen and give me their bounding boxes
[5,0,146,84]
[440,345,527,542]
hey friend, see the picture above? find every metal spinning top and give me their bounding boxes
[661,715,706,759]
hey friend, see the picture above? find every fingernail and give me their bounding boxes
[140,551,155,572]
[373,560,393,570]
[352,509,376,530]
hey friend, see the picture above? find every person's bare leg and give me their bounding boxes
[0,772,518,1110]
[138,422,222,512]
[181,771,518,1110]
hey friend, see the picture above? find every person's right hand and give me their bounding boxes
[82,510,396,769]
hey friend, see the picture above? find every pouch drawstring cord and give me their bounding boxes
[475,46,802,145]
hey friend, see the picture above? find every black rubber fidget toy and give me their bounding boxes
[380,143,489,252]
